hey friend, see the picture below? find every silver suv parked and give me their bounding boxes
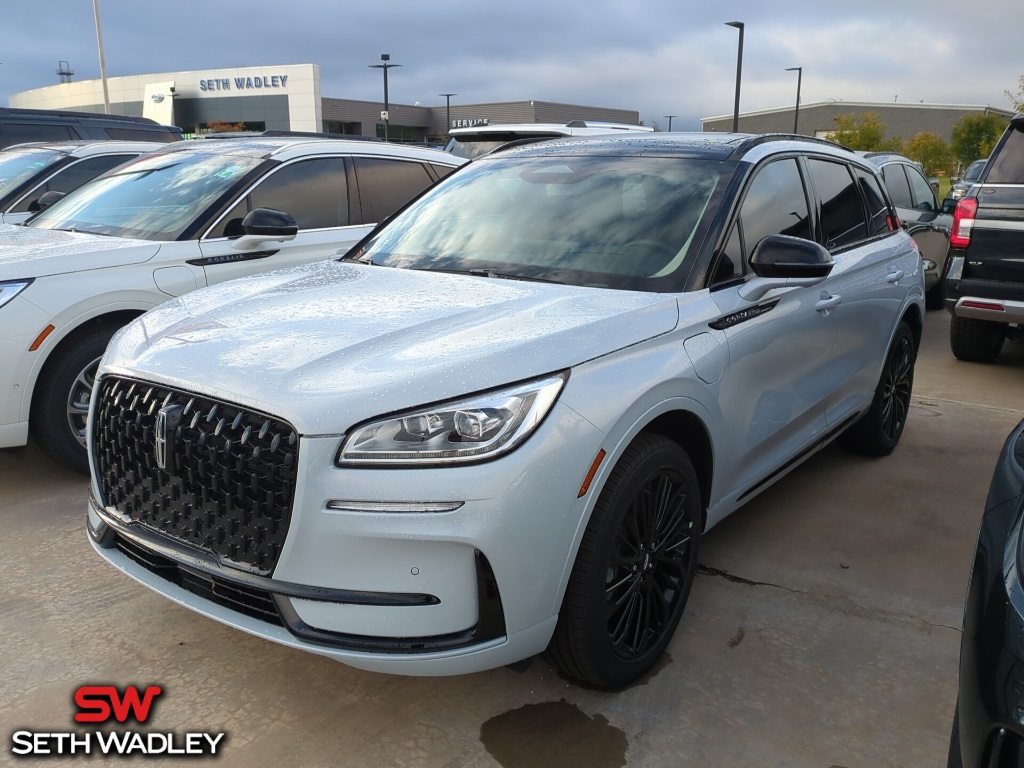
[88,132,924,689]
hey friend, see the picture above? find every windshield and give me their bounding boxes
[0,147,64,193]
[354,155,725,292]
[27,150,264,240]
[963,160,986,182]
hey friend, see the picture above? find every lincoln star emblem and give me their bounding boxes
[155,404,184,470]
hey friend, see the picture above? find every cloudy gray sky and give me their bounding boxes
[2,0,1020,130]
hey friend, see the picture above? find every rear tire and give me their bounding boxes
[839,322,915,457]
[949,315,1005,363]
[925,281,945,310]
[946,701,963,768]
[544,433,701,689]
[30,324,117,474]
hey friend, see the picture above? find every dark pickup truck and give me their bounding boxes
[944,113,1024,362]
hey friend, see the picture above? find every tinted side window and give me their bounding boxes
[206,157,348,238]
[104,127,178,143]
[905,165,937,211]
[986,123,1024,183]
[0,123,77,148]
[856,169,891,237]
[807,159,867,249]
[713,158,811,283]
[353,158,434,223]
[11,154,135,213]
[881,164,913,208]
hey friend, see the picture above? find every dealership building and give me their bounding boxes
[701,101,1014,143]
[9,63,641,141]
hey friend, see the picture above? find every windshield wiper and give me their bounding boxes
[467,268,563,284]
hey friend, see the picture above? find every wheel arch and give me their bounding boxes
[637,410,714,531]
[900,302,924,357]
[25,309,146,419]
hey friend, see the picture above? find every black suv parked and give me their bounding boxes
[0,107,182,150]
[944,114,1024,362]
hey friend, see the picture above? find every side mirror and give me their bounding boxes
[941,198,958,214]
[739,235,834,301]
[230,207,299,251]
[30,190,67,212]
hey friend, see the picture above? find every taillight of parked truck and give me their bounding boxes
[950,198,978,249]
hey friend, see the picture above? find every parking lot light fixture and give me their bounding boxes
[786,67,803,134]
[440,92,457,135]
[725,21,744,133]
[369,54,401,142]
[663,115,677,132]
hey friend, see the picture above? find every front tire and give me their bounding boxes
[839,322,915,457]
[544,433,701,689]
[30,324,117,474]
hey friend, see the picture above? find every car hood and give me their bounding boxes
[104,260,679,435]
[0,224,159,278]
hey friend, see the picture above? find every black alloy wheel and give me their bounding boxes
[545,433,701,688]
[839,322,916,456]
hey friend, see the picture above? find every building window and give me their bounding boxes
[374,124,426,142]
[324,121,361,136]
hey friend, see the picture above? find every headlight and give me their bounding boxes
[0,279,32,309]
[336,372,567,466]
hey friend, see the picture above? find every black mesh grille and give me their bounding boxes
[94,377,299,575]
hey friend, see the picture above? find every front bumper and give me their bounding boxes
[88,401,606,676]
[956,420,1024,766]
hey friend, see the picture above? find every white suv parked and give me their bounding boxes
[444,120,653,159]
[0,140,161,224]
[0,137,464,471]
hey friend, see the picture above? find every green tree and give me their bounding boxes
[902,131,954,175]
[950,114,1008,165]
[1006,75,1024,112]
[826,112,902,152]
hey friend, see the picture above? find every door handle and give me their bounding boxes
[885,269,905,284]
[815,293,842,312]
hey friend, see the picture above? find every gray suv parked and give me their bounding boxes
[944,114,1024,362]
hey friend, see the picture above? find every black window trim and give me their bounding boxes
[801,153,898,253]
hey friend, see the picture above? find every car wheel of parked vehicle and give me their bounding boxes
[839,322,915,457]
[545,433,701,688]
[949,315,1006,363]
[925,281,945,311]
[30,323,116,473]
[946,701,963,768]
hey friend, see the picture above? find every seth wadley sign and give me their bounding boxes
[199,74,289,92]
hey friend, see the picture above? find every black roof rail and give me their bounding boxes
[0,106,161,125]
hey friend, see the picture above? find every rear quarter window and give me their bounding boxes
[104,127,179,143]
[986,123,1024,183]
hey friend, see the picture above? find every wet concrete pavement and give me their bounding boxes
[2,309,1022,767]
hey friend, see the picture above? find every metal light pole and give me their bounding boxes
[786,66,803,134]
[92,0,111,114]
[440,92,457,134]
[663,115,677,132]
[369,54,401,141]
[725,21,744,133]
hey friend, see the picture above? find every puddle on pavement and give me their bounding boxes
[480,700,628,768]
